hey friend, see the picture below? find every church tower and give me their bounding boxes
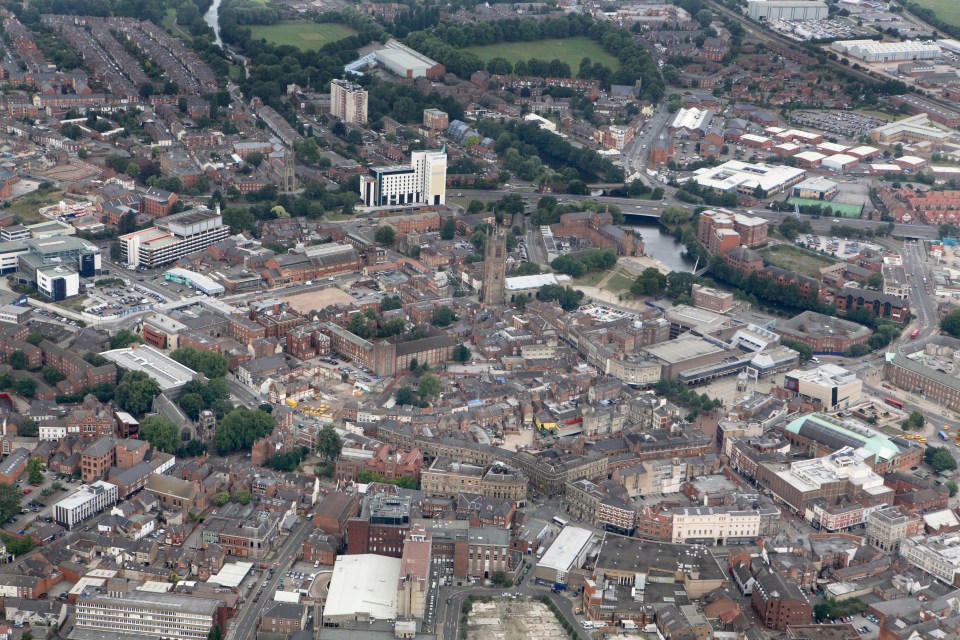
[481,227,506,306]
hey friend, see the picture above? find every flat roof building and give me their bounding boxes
[832,40,941,63]
[100,343,200,392]
[783,364,862,411]
[323,554,402,623]
[119,207,230,269]
[747,0,828,21]
[534,526,594,585]
[693,161,806,197]
[53,481,118,530]
[72,591,221,640]
[376,40,444,79]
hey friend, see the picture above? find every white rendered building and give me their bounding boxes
[360,149,447,208]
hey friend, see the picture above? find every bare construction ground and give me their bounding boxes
[283,287,354,314]
[466,599,567,640]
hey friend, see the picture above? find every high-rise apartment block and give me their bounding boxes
[360,150,447,208]
[330,79,368,124]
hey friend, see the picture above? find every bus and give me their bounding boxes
[911,329,920,340]
[940,430,949,441]
[552,517,568,528]
[885,397,905,410]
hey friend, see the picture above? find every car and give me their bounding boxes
[23,489,30,494]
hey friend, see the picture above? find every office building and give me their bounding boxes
[0,235,100,300]
[747,0,828,20]
[53,481,118,530]
[782,364,862,410]
[693,161,806,198]
[330,78,368,124]
[360,149,447,208]
[73,591,221,640]
[119,207,230,269]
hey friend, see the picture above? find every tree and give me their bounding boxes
[139,82,155,100]
[866,272,884,289]
[453,344,471,363]
[17,417,37,438]
[925,447,957,473]
[781,339,813,362]
[213,408,275,455]
[42,366,65,385]
[948,480,959,497]
[467,200,485,214]
[395,386,415,406]
[433,306,457,327]
[490,571,513,587]
[139,416,181,453]
[8,351,26,370]
[208,625,223,640]
[0,484,21,523]
[418,374,441,399]
[179,393,205,421]
[901,411,925,431]
[348,313,371,339]
[27,458,44,485]
[375,225,396,246]
[109,329,142,349]
[942,308,960,338]
[440,218,456,240]
[170,347,228,378]
[246,152,264,167]
[13,378,35,398]
[211,492,230,506]
[317,425,342,461]
[114,371,161,416]
[232,490,253,505]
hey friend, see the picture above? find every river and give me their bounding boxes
[629,220,696,273]
[203,0,223,48]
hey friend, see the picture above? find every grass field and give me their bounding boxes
[247,21,357,49]
[760,244,837,277]
[465,37,620,71]
[916,0,960,27]
[787,197,863,217]
[9,190,64,224]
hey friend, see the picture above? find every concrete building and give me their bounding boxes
[697,209,769,254]
[330,79,368,124]
[870,113,957,145]
[397,526,431,619]
[53,481,118,530]
[670,506,762,546]
[73,591,221,640]
[360,149,447,208]
[782,364,862,411]
[865,505,923,553]
[534,526,594,585]
[119,207,230,269]
[882,265,909,299]
[747,0,828,21]
[832,40,941,63]
[900,533,960,585]
[693,161,806,198]
[0,235,101,300]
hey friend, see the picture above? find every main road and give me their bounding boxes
[226,518,313,640]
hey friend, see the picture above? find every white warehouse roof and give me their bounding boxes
[165,267,226,295]
[538,526,594,574]
[323,554,401,621]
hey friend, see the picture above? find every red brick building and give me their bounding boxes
[833,288,910,323]
[80,437,116,483]
[751,571,812,630]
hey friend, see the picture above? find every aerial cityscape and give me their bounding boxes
[2,0,960,639]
